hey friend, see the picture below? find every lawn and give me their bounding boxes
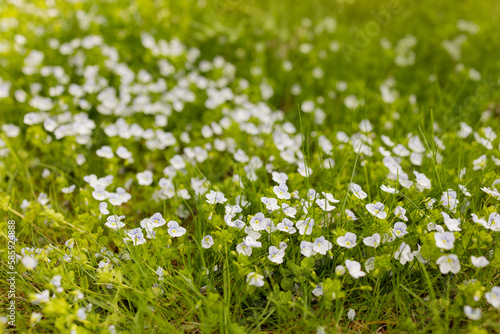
[1,0,500,333]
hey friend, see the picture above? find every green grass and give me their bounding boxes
[1,0,500,333]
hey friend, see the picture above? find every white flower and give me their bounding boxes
[312,284,324,297]
[458,122,473,138]
[322,192,340,203]
[99,202,109,215]
[22,256,38,270]
[281,203,297,218]
[312,236,332,255]
[485,286,500,309]
[125,228,146,245]
[105,215,125,230]
[30,290,50,304]
[277,218,297,234]
[345,259,365,278]
[471,256,489,268]
[366,202,387,219]
[300,241,316,257]
[272,172,288,184]
[206,190,227,204]
[38,192,50,205]
[170,154,186,170]
[296,218,314,235]
[268,244,286,264]
[393,206,408,221]
[345,209,358,221]
[167,221,186,237]
[363,233,381,248]
[61,185,76,194]
[436,254,461,274]
[463,306,481,320]
[250,212,270,231]
[335,265,346,276]
[30,312,43,326]
[459,184,471,197]
[273,183,291,199]
[316,198,336,211]
[150,212,166,227]
[394,242,414,265]
[441,212,461,231]
[347,308,356,320]
[116,146,133,161]
[297,162,313,177]
[441,190,458,211]
[392,222,408,238]
[201,235,214,249]
[472,154,487,171]
[434,232,455,250]
[156,266,165,280]
[96,145,114,159]
[481,187,500,200]
[349,183,367,200]
[261,197,280,211]
[337,232,357,248]
[247,272,265,287]
[137,170,153,186]
[92,187,108,201]
[381,185,397,193]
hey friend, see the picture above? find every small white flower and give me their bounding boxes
[281,203,297,218]
[471,256,489,268]
[363,233,381,248]
[22,256,38,270]
[247,272,265,287]
[393,206,408,221]
[268,245,286,264]
[436,254,460,274]
[297,162,313,177]
[312,236,332,255]
[137,170,153,186]
[97,202,109,215]
[441,212,461,231]
[296,218,314,235]
[96,146,114,159]
[345,209,358,221]
[434,232,455,250]
[347,308,356,320]
[366,202,387,219]
[201,235,214,249]
[261,197,280,211]
[312,284,324,297]
[485,286,500,309]
[206,190,227,204]
[272,172,288,184]
[105,215,125,230]
[463,305,481,320]
[30,290,50,304]
[92,187,108,201]
[345,259,365,278]
[349,183,367,200]
[167,221,186,237]
[337,232,357,248]
[335,265,346,276]
[277,218,297,234]
[392,222,408,238]
[316,198,336,211]
[273,183,291,199]
[300,241,316,257]
[150,212,166,227]
[394,242,414,265]
[472,154,487,171]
